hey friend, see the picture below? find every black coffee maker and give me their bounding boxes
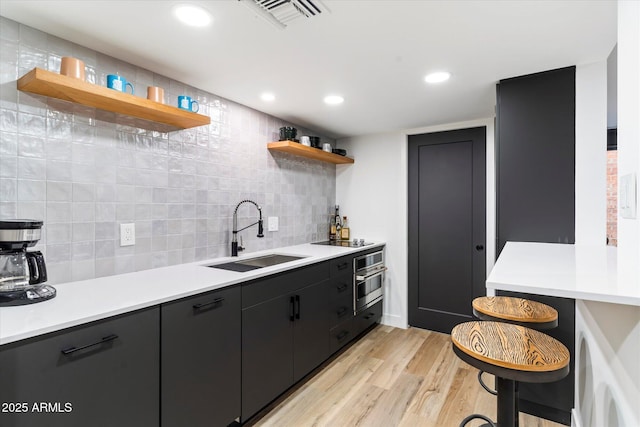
[0,220,55,306]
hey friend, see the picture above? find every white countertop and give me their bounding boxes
[487,242,640,306]
[0,242,384,346]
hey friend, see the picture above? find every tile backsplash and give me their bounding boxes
[0,17,336,284]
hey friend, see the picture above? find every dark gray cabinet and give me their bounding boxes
[496,66,576,255]
[0,307,159,427]
[241,262,330,421]
[354,299,383,336]
[496,66,576,425]
[328,255,355,354]
[161,286,241,427]
[497,290,575,425]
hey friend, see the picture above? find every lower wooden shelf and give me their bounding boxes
[267,141,354,164]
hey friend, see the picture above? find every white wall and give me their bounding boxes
[573,2,640,427]
[575,61,607,246]
[336,132,407,328]
[616,0,640,282]
[337,118,495,329]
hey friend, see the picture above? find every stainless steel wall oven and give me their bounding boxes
[353,250,385,314]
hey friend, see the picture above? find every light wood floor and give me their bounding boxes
[249,325,564,427]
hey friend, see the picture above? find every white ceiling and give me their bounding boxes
[0,0,617,139]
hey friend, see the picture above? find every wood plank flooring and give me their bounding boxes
[248,325,565,427]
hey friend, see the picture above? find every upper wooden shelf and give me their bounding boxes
[17,68,210,132]
[267,140,354,164]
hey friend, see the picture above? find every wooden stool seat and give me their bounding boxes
[472,296,558,330]
[451,321,570,427]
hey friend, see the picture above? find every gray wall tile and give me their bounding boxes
[0,18,337,285]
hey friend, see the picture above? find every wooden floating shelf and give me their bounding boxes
[17,68,210,132]
[267,140,354,164]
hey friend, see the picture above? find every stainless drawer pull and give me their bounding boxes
[193,297,225,310]
[356,267,387,281]
[61,334,118,355]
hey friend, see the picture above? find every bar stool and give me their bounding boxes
[451,321,570,427]
[472,296,558,330]
[472,296,558,395]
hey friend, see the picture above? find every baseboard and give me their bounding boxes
[571,408,581,427]
[381,313,406,329]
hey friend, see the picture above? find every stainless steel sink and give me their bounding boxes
[207,254,306,272]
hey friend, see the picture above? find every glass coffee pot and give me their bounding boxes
[0,220,55,306]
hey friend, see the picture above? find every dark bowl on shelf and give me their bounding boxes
[332,148,347,156]
[279,127,297,141]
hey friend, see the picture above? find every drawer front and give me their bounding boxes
[242,261,330,308]
[354,300,382,336]
[330,255,353,277]
[328,284,353,329]
[328,273,352,301]
[329,318,354,355]
[0,307,159,427]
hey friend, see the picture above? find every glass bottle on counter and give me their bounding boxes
[331,205,341,240]
[340,216,350,240]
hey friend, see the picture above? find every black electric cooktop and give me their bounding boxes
[311,240,373,248]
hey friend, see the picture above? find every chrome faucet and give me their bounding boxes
[232,200,264,256]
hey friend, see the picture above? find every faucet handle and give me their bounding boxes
[238,235,244,252]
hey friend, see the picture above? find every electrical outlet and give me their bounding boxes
[268,216,279,232]
[620,173,637,219]
[120,223,135,246]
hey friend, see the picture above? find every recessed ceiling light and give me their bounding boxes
[324,95,344,105]
[173,4,212,27]
[261,93,275,102]
[424,71,451,84]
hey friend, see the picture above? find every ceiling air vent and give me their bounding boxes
[238,0,330,29]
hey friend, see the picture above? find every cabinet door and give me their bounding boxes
[497,66,575,255]
[0,307,159,427]
[241,295,294,422]
[293,280,330,382]
[497,290,575,425]
[161,286,241,427]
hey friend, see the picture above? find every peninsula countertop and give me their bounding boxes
[0,242,384,345]
[486,242,640,306]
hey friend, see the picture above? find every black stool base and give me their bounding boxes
[460,414,496,427]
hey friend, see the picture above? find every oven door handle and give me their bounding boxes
[356,266,387,282]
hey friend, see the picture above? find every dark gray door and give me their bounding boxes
[408,127,486,333]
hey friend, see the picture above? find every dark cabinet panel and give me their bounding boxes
[293,280,330,382]
[242,293,295,421]
[496,66,576,255]
[328,273,353,328]
[241,262,330,309]
[329,319,354,354]
[497,290,575,425]
[354,300,383,336]
[241,263,331,422]
[496,66,576,424]
[161,286,241,427]
[330,255,353,277]
[0,308,159,427]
